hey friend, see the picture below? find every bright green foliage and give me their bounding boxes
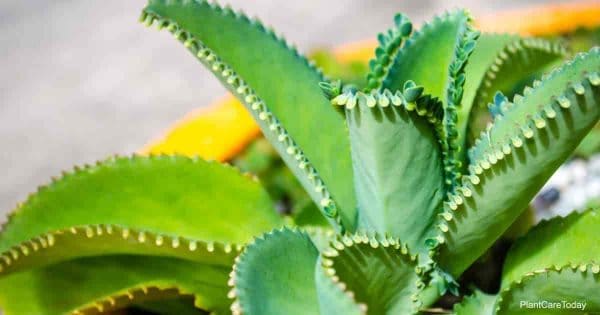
[465,37,567,147]
[0,156,281,275]
[454,208,600,314]
[0,255,229,314]
[437,50,600,276]
[343,87,445,252]
[502,209,600,287]
[471,38,567,113]
[317,234,424,314]
[495,265,600,314]
[0,156,282,314]
[232,138,328,227]
[1,1,600,314]
[454,290,497,315]
[382,10,479,189]
[143,0,356,232]
[230,228,320,315]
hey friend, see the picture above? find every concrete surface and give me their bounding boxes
[0,0,565,218]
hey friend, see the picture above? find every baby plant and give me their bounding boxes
[0,1,599,314]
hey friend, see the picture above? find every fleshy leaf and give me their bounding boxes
[0,255,229,315]
[229,228,320,315]
[461,34,519,112]
[465,37,568,148]
[381,10,478,188]
[458,33,519,167]
[0,155,281,274]
[472,38,568,113]
[435,48,600,276]
[318,234,424,315]
[453,290,496,315]
[315,257,363,315]
[142,0,356,231]
[502,209,600,287]
[364,13,413,90]
[341,87,445,252]
[495,263,600,314]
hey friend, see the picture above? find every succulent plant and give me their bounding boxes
[1,1,599,314]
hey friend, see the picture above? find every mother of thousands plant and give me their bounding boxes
[0,1,599,314]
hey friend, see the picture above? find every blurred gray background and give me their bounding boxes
[0,0,567,217]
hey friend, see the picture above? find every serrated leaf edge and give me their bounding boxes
[474,37,568,110]
[0,224,241,275]
[0,154,258,237]
[365,13,413,90]
[495,262,600,314]
[319,233,425,315]
[428,49,600,254]
[228,227,311,315]
[442,10,479,190]
[141,9,345,232]
[72,285,203,315]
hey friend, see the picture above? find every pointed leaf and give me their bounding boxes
[465,37,568,149]
[0,156,281,274]
[230,228,320,315]
[495,263,600,314]
[0,255,229,315]
[458,33,519,164]
[502,209,600,287]
[343,88,445,251]
[382,10,472,101]
[382,10,478,187]
[472,38,568,113]
[142,0,356,231]
[364,13,413,90]
[318,234,424,315]
[436,48,600,276]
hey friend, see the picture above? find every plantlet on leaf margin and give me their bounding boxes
[0,1,599,314]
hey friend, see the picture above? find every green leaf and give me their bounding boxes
[574,122,600,157]
[495,263,600,314]
[318,234,424,315]
[314,257,363,315]
[230,228,320,315]
[0,155,282,274]
[364,13,413,90]
[292,198,330,227]
[0,255,229,315]
[458,33,519,168]
[465,37,568,149]
[341,87,445,252]
[502,209,600,287]
[303,226,336,252]
[461,34,519,112]
[231,138,329,226]
[142,0,356,231]
[435,48,600,276]
[382,10,471,101]
[472,38,568,114]
[453,290,496,315]
[381,10,478,188]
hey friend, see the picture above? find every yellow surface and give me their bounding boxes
[477,1,600,36]
[140,95,260,161]
[142,1,600,161]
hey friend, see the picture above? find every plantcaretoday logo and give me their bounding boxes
[520,300,587,311]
